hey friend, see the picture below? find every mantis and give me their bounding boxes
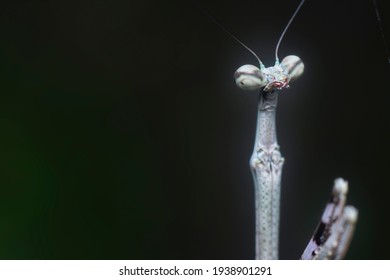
[233,0,359,260]
[195,0,366,259]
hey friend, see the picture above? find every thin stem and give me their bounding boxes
[250,90,284,259]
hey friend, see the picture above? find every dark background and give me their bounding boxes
[0,0,389,259]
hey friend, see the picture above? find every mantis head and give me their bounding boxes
[234,55,304,92]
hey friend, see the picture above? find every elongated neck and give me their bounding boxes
[254,90,278,151]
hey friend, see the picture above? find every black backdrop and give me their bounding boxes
[0,0,389,259]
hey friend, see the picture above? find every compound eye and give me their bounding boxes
[234,64,266,90]
[281,55,304,81]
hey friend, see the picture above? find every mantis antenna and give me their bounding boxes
[372,0,390,64]
[274,0,305,63]
[192,0,264,68]
[194,0,306,68]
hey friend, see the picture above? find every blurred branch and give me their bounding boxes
[301,179,358,260]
